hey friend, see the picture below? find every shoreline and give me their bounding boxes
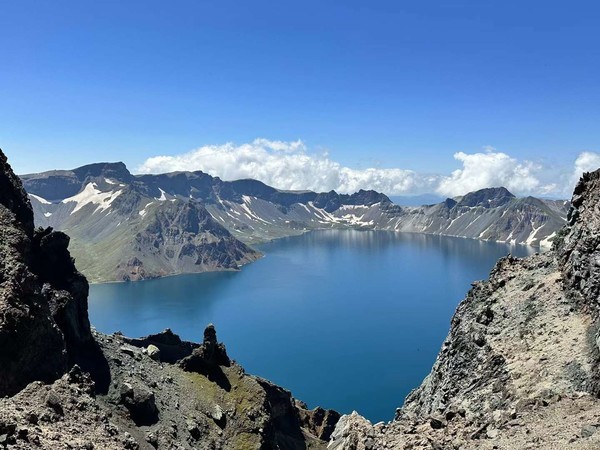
[86,227,547,285]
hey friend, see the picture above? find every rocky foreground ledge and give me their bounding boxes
[0,149,338,450]
[0,325,339,450]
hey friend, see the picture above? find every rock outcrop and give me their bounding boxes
[0,149,337,449]
[557,169,600,310]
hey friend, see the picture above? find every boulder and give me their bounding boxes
[119,382,159,426]
[147,344,160,361]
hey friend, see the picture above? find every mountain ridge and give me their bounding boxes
[22,162,569,282]
[22,164,261,282]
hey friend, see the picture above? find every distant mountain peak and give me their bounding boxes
[21,161,134,201]
[73,161,133,183]
[456,186,515,208]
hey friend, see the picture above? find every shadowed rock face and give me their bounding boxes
[0,149,104,396]
[296,401,341,441]
[0,215,67,394]
[0,151,35,234]
[557,169,600,310]
[554,169,600,396]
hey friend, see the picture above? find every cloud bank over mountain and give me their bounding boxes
[138,139,598,199]
[436,149,549,198]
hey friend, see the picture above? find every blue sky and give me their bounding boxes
[1,1,599,197]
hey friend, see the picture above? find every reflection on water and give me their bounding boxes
[89,230,534,423]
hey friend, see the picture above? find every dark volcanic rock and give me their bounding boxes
[457,187,515,208]
[255,378,308,447]
[179,324,232,389]
[0,149,105,396]
[120,382,159,426]
[0,154,68,395]
[555,169,600,395]
[200,323,231,367]
[123,328,199,363]
[0,151,35,235]
[179,323,230,369]
[296,402,341,441]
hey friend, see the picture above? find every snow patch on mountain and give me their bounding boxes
[157,188,167,201]
[29,193,52,204]
[62,182,123,214]
[540,231,557,248]
[139,201,154,217]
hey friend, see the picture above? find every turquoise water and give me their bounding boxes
[88,230,535,422]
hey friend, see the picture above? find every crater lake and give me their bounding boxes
[89,230,535,422]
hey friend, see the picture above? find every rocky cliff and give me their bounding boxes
[0,150,101,397]
[0,149,338,449]
[327,171,600,449]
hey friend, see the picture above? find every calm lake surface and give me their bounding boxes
[89,230,535,422]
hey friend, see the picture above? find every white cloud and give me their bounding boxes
[138,139,597,199]
[436,150,545,197]
[571,151,600,188]
[138,138,437,195]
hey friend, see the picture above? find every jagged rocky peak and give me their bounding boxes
[346,189,392,205]
[456,186,515,208]
[0,150,35,234]
[178,324,231,375]
[0,148,102,396]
